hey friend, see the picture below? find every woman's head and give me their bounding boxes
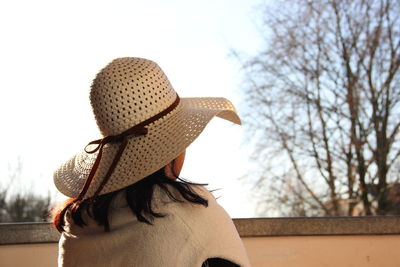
[52,150,208,233]
[54,57,240,200]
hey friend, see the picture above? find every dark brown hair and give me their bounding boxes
[52,163,208,233]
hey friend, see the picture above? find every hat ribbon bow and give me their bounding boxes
[77,95,181,199]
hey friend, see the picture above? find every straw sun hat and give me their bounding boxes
[54,57,241,199]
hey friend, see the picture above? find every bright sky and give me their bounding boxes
[0,0,264,218]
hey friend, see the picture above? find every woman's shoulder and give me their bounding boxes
[155,183,216,205]
[190,184,216,200]
[155,184,229,221]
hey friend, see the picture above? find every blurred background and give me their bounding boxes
[1,0,399,222]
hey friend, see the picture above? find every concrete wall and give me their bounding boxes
[0,243,57,267]
[243,235,400,267]
[1,235,400,267]
[1,217,400,267]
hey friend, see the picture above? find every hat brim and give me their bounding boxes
[54,97,241,198]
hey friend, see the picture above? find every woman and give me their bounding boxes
[52,57,251,267]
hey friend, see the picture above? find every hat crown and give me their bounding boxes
[90,57,177,136]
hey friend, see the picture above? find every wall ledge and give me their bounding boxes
[1,216,400,245]
[234,216,400,237]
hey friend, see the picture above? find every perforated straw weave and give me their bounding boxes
[54,57,241,198]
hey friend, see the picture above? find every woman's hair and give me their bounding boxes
[52,160,208,233]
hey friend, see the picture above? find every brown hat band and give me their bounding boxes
[78,95,181,199]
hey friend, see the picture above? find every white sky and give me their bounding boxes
[0,0,264,218]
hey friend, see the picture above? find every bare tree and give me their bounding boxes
[0,159,53,222]
[237,0,400,216]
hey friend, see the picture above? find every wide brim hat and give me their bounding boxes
[54,57,241,199]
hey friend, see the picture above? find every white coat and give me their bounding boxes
[58,185,251,267]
